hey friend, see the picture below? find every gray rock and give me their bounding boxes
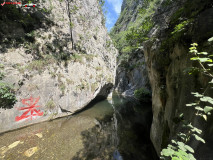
[0,0,117,133]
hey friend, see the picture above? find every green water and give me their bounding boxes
[0,93,157,160]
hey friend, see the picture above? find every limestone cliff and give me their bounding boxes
[144,1,213,158]
[0,0,117,133]
[110,0,213,159]
[111,0,150,97]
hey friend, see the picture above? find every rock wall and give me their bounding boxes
[0,0,117,133]
[115,51,150,97]
[111,0,213,158]
[143,1,213,158]
[111,0,151,97]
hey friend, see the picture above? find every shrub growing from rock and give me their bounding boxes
[134,87,151,102]
[0,82,17,109]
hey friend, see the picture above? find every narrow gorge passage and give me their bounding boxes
[0,0,213,159]
[0,93,157,160]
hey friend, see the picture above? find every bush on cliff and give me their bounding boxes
[134,87,152,102]
[0,82,17,109]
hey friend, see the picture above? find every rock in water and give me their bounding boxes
[24,147,38,157]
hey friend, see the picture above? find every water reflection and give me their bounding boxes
[0,93,158,160]
[72,93,158,160]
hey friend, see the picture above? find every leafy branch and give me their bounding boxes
[189,41,213,78]
[161,37,213,160]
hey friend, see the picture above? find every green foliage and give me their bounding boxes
[106,40,112,48]
[161,117,204,159]
[0,64,4,69]
[110,0,160,68]
[171,20,191,35]
[119,51,144,71]
[0,82,17,109]
[110,0,156,47]
[98,0,105,7]
[84,54,95,62]
[121,46,137,54]
[95,66,102,71]
[161,39,213,160]
[208,37,213,42]
[110,30,129,51]
[118,52,130,68]
[186,42,213,121]
[25,52,74,73]
[170,0,212,25]
[70,5,79,14]
[160,18,193,55]
[70,53,83,63]
[26,59,49,74]
[125,17,153,47]
[161,0,173,7]
[46,100,56,110]
[59,83,66,95]
[55,52,71,61]
[187,43,213,77]
[161,119,205,160]
[98,0,107,25]
[134,87,151,102]
[0,72,5,80]
[159,0,213,55]
[77,83,85,90]
[70,22,74,29]
[25,54,65,73]
[42,8,49,13]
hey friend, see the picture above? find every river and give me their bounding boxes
[0,93,158,160]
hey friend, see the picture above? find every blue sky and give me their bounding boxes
[104,0,123,32]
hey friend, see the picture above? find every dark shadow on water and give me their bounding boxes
[72,95,107,116]
[72,94,159,160]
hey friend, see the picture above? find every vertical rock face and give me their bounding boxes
[115,51,150,97]
[111,0,213,158]
[111,0,151,97]
[0,0,117,133]
[143,1,213,158]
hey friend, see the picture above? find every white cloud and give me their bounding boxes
[106,12,116,31]
[106,12,115,25]
[107,0,122,15]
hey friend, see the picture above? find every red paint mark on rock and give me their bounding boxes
[15,97,43,122]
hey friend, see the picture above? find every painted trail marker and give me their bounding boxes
[15,97,43,122]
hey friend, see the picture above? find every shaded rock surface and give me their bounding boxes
[143,1,213,158]
[115,51,150,97]
[111,0,213,159]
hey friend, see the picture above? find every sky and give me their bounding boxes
[104,0,123,32]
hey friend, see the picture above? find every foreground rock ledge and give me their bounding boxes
[0,83,113,134]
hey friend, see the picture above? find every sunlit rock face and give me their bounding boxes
[0,0,117,133]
